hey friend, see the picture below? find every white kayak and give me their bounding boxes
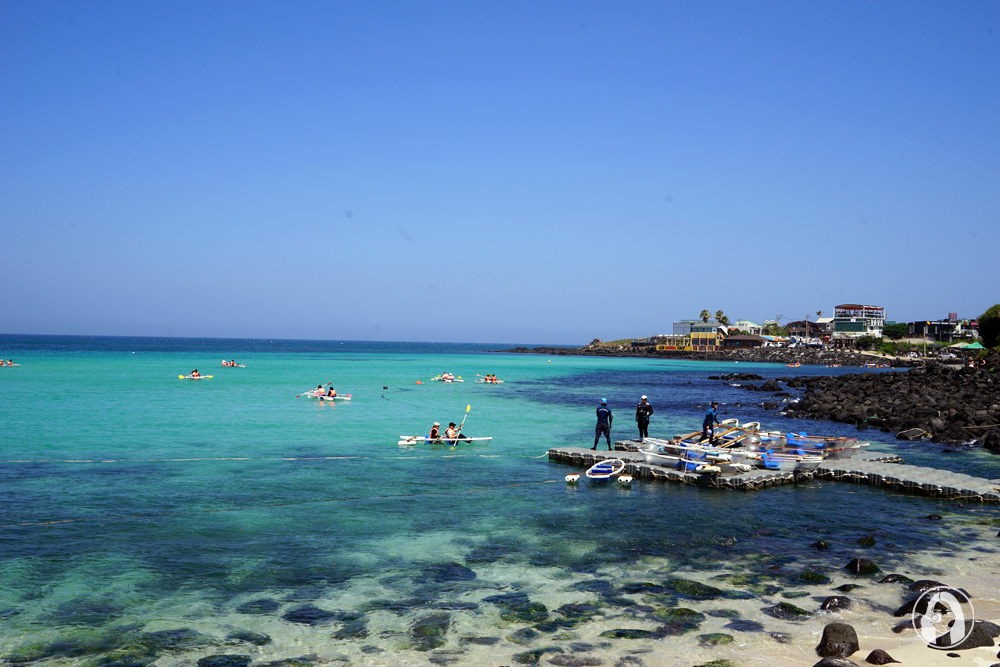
[430,376,463,382]
[398,436,493,445]
[318,395,351,401]
[179,375,213,380]
[474,379,504,384]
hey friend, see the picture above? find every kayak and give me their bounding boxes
[179,375,213,380]
[430,376,463,382]
[220,364,246,368]
[397,436,492,445]
[318,395,352,401]
[475,379,503,384]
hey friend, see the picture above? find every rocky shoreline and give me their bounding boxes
[504,345,923,367]
[721,350,1000,452]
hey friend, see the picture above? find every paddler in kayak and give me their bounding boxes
[324,386,337,399]
[429,422,441,440]
[444,422,471,445]
[191,369,201,378]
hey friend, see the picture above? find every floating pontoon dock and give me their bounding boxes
[547,441,1000,503]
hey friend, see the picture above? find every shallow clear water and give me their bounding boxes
[1,335,997,666]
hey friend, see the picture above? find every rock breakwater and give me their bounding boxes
[745,352,1000,452]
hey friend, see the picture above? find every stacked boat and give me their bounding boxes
[637,419,862,476]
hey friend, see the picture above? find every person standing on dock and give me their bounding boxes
[592,398,614,450]
[635,395,653,443]
[701,401,720,444]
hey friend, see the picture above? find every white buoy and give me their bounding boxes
[618,475,633,485]
[565,474,580,483]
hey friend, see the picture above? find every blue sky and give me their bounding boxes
[2,1,997,344]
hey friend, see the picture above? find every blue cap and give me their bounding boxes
[600,398,607,404]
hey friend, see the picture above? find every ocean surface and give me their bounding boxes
[1,335,998,666]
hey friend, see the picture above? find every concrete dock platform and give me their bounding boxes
[547,441,1000,503]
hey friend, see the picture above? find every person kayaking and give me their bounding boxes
[325,386,337,398]
[701,401,720,444]
[191,369,200,378]
[444,422,470,444]
[429,422,441,440]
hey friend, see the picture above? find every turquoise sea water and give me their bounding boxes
[1,336,998,666]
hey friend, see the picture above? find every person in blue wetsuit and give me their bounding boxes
[701,401,720,444]
[592,398,614,450]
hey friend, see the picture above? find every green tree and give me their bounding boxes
[715,310,730,325]
[882,322,909,340]
[699,310,711,323]
[816,310,823,319]
[979,304,1000,348]
[763,322,788,336]
[855,335,882,351]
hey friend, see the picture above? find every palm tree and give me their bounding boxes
[715,310,729,326]
[816,310,824,319]
[699,310,711,323]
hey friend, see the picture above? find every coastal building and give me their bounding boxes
[831,304,886,339]
[690,322,728,351]
[722,335,765,349]
[786,320,824,338]
[733,320,763,335]
[908,316,979,343]
[654,335,692,351]
[672,320,702,336]
[816,317,835,334]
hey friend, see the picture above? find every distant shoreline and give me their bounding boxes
[501,344,924,367]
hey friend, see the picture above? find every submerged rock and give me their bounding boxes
[235,598,280,615]
[816,623,860,658]
[800,571,832,584]
[225,631,271,646]
[763,602,811,621]
[663,578,726,599]
[844,558,880,576]
[409,612,451,651]
[725,619,765,633]
[698,633,735,647]
[196,656,251,667]
[599,629,657,639]
[548,656,603,666]
[282,605,337,626]
[877,574,913,584]
[512,647,562,664]
[424,562,477,582]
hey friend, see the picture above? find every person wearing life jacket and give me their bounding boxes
[191,369,200,378]
[445,422,470,444]
[325,386,337,398]
[429,422,441,440]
